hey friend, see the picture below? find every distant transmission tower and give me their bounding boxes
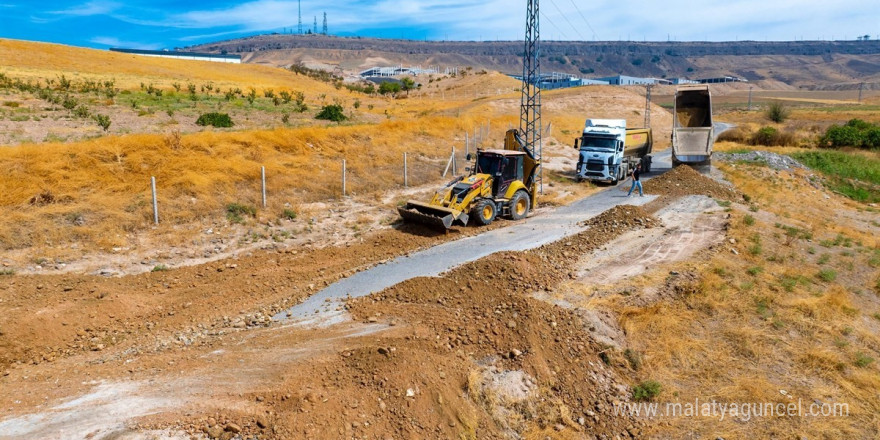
[297,0,302,34]
[520,0,540,159]
[322,12,328,35]
[314,16,318,34]
[644,84,652,128]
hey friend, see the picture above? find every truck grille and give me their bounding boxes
[586,160,605,172]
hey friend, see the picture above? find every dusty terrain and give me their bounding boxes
[1,39,880,440]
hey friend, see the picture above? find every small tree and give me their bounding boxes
[378,81,401,96]
[94,114,111,131]
[315,104,346,122]
[765,102,789,123]
[400,77,416,96]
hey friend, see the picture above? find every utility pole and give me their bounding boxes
[297,0,302,34]
[644,84,652,128]
[322,12,328,35]
[858,82,864,104]
[520,0,541,191]
[748,86,753,111]
[314,16,318,34]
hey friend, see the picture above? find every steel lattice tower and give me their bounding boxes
[297,0,302,34]
[519,0,541,168]
[323,12,328,35]
[644,84,652,128]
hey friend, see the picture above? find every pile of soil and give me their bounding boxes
[579,204,661,230]
[328,205,664,438]
[643,165,741,200]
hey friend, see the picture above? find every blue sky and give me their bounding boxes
[1,1,877,50]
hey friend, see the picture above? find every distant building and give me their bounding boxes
[509,72,606,90]
[671,78,700,85]
[594,75,658,86]
[359,66,438,77]
[697,76,747,84]
[109,48,241,64]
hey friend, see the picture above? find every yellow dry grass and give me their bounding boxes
[0,114,489,253]
[0,38,339,94]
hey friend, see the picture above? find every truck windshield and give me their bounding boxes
[580,137,617,151]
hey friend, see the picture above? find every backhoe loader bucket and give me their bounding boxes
[398,201,468,230]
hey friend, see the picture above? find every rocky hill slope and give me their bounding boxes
[186,35,880,88]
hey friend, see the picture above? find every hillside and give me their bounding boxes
[187,34,880,87]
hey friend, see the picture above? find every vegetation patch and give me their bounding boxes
[315,104,346,122]
[226,203,257,224]
[631,380,662,401]
[818,119,880,150]
[195,112,234,128]
[789,150,880,203]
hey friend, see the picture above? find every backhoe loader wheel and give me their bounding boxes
[471,199,496,226]
[509,190,530,221]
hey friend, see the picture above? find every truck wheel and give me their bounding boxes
[642,156,652,173]
[508,190,530,220]
[471,199,496,226]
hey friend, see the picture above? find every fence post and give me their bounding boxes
[342,159,346,196]
[261,166,267,208]
[404,152,408,187]
[150,176,159,225]
[452,146,457,175]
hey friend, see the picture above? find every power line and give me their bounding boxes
[568,0,598,40]
[547,0,586,41]
[540,10,568,40]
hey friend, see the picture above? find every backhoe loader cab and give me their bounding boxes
[398,129,540,231]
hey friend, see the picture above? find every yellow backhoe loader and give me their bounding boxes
[398,129,540,230]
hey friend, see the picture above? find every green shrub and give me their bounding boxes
[151,264,169,272]
[315,104,346,122]
[819,119,880,149]
[0,268,14,276]
[765,102,789,123]
[93,114,111,131]
[855,352,874,368]
[743,214,756,226]
[226,203,256,224]
[632,380,662,401]
[196,112,234,128]
[281,209,297,220]
[817,269,838,282]
[378,82,401,95]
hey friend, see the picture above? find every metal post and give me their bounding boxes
[404,152,408,187]
[748,86,753,111]
[858,82,864,104]
[261,166,267,208]
[452,146,457,175]
[465,132,469,155]
[150,176,159,225]
[342,159,346,196]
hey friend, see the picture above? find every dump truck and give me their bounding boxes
[672,85,714,166]
[574,119,653,184]
[398,129,540,230]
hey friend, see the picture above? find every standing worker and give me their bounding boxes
[626,163,644,197]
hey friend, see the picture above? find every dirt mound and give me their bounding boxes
[335,205,663,438]
[580,204,661,230]
[643,165,741,200]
